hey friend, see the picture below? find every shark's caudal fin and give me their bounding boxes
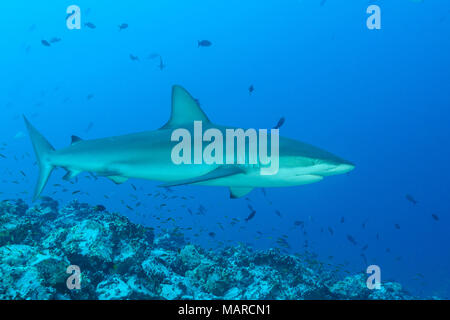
[160,85,210,129]
[23,116,55,201]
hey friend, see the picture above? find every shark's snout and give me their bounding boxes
[334,162,355,174]
[326,158,355,175]
[310,158,354,177]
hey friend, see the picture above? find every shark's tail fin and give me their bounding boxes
[23,116,55,201]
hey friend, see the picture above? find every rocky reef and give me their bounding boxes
[0,198,417,300]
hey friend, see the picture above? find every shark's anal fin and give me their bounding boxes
[159,166,245,188]
[229,187,253,199]
[107,176,129,184]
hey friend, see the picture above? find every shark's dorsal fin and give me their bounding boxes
[71,135,83,145]
[161,85,210,129]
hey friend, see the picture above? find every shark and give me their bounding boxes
[24,85,354,201]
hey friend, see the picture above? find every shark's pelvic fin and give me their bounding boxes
[63,169,81,181]
[161,85,210,129]
[23,116,55,201]
[229,187,253,199]
[159,166,245,188]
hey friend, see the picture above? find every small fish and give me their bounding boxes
[208,232,216,238]
[328,227,334,235]
[159,56,165,70]
[248,85,254,95]
[87,93,94,100]
[20,170,26,177]
[394,223,401,230]
[72,190,81,195]
[245,210,256,222]
[261,188,267,197]
[274,210,282,217]
[118,23,128,30]
[346,234,357,245]
[94,204,106,212]
[130,54,139,61]
[41,40,51,47]
[147,53,159,60]
[360,253,367,266]
[431,214,439,221]
[131,184,137,191]
[49,37,61,43]
[405,194,418,205]
[198,40,212,47]
[340,216,345,223]
[84,22,96,29]
[294,220,304,227]
[273,117,285,129]
[85,122,94,133]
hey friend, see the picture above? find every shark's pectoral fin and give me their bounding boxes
[107,176,129,184]
[159,166,245,188]
[229,187,253,199]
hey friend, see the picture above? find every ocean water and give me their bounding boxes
[0,0,449,299]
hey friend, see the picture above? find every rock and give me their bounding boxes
[96,275,132,300]
[141,255,171,291]
[204,267,232,296]
[160,283,183,300]
[62,219,114,266]
[369,282,412,300]
[154,231,185,250]
[0,245,62,299]
[224,287,241,299]
[179,244,202,270]
[0,197,432,300]
[329,274,370,299]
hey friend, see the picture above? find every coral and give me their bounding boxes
[0,197,427,300]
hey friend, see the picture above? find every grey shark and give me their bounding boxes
[24,85,354,201]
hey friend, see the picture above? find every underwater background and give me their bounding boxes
[0,0,449,299]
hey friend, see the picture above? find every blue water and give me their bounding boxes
[1,0,449,298]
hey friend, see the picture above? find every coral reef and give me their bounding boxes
[0,198,419,300]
